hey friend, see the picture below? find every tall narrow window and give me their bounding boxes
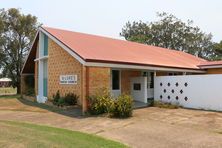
[44,34,48,56]
[112,70,120,90]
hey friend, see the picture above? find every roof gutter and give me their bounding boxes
[198,65,222,69]
[85,61,206,73]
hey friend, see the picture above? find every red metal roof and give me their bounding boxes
[198,61,222,67]
[42,27,206,70]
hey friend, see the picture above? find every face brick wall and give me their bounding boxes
[35,44,39,95]
[34,61,38,95]
[87,67,110,96]
[207,68,222,74]
[47,39,83,103]
[121,70,141,94]
[156,71,168,76]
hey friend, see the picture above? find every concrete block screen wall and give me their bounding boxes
[154,74,222,111]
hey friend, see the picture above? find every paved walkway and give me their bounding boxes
[1,99,222,147]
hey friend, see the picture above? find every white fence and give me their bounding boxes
[154,74,222,111]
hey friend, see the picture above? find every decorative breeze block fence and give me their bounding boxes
[154,74,222,111]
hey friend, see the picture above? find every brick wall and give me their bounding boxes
[34,44,39,95]
[86,67,110,96]
[207,68,222,74]
[121,70,141,94]
[156,71,168,76]
[47,39,83,104]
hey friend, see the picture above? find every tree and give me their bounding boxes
[0,8,39,94]
[120,12,214,60]
[211,41,222,60]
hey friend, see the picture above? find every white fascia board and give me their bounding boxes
[34,56,49,61]
[199,65,222,69]
[39,28,86,65]
[85,62,206,73]
[21,30,39,74]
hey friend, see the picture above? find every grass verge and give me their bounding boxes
[0,120,127,148]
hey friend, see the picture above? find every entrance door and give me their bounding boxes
[147,72,154,98]
[130,77,147,103]
[111,70,121,97]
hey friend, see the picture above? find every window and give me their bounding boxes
[133,83,141,90]
[43,34,48,56]
[112,70,120,90]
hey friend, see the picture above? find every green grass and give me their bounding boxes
[0,94,20,99]
[0,87,17,95]
[0,120,127,148]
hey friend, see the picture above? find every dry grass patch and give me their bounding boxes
[0,98,48,113]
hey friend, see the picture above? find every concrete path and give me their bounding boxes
[1,99,222,147]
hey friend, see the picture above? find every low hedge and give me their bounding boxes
[53,91,79,107]
[87,89,133,118]
[108,94,133,118]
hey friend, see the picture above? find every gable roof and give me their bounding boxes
[41,27,206,70]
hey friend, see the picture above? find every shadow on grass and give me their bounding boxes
[9,96,85,119]
[0,95,21,99]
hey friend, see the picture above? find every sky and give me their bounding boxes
[1,0,222,42]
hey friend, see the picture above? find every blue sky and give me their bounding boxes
[1,0,222,42]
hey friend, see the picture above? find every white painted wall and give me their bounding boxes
[154,74,222,111]
[131,77,147,103]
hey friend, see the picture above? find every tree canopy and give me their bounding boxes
[0,8,39,93]
[120,12,221,60]
[211,41,222,60]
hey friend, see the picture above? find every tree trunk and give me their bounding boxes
[16,74,21,94]
[17,83,21,94]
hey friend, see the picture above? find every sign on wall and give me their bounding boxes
[60,75,77,84]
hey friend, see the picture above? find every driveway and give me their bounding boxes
[1,98,222,148]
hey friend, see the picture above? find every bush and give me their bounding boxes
[108,94,133,118]
[53,91,79,107]
[53,90,60,105]
[87,88,133,118]
[87,88,113,115]
[64,93,78,105]
[58,98,65,107]
[154,101,179,109]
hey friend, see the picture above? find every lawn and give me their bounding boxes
[0,120,127,148]
[0,87,17,96]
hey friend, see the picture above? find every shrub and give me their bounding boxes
[87,88,112,115]
[87,89,133,118]
[109,94,133,118]
[53,91,79,107]
[57,98,65,107]
[64,93,78,105]
[154,101,179,109]
[53,90,60,105]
